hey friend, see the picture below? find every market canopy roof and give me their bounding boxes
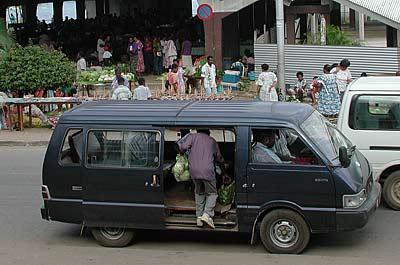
[333,0,400,29]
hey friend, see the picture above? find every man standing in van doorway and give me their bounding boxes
[177,129,224,229]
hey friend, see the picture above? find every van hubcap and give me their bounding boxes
[391,181,400,204]
[270,220,299,248]
[100,227,125,240]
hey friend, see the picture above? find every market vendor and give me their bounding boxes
[110,67,129,94]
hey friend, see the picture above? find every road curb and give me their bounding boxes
[0,141,49,147]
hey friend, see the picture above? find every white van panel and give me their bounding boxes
[338,81,400,182]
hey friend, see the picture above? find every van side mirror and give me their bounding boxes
[339,146,350,168]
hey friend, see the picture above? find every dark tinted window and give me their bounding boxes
[87,130,161,168]
[250,128,322,166]
[59,129,83,165]
[350,95,400,130]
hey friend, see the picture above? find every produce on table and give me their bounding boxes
[77,69,135,85]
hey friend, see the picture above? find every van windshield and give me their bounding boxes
[301,111,346,166]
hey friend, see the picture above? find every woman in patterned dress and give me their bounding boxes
[135,38,145,75]
[317,64,341,117]
[256,64,278,102]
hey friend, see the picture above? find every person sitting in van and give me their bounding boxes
[273,130,298,161]
[177,129,224,229]
[252,130,283,164]
[112,76,133,100]
[133,78,152,100]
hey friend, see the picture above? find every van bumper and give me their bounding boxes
[336,183,381,231]
[41,206,49,220]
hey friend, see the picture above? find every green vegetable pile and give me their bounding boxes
[77,69,135,85]
[172,154,191,182]
[218,181,235,206]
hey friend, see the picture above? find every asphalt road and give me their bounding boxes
[1,146,399,265]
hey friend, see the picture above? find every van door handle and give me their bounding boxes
[151,175,160,187]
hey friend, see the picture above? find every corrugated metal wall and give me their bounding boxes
[254,44,400,84]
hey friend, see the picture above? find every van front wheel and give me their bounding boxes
[91,227,135,247]
[383,171,400,210]
[259,209,310,254]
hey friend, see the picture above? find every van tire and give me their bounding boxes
[383,171,400,210]
[259,209,310,254]
[91,227,135,247]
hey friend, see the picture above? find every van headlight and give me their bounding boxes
[343,189,367,208]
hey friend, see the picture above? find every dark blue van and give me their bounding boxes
[41,101,381,254]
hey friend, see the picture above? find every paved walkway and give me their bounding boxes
[0,128,53,146]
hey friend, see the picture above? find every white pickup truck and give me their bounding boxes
[337,76,400,210]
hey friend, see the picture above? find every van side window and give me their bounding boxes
[60,129,83,165]
[350,95,400,130]
[87,130,161,168]
[250,128,321,166]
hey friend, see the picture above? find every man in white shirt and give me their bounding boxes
[112,77,132,100]
[330,59,352,100]
[201,56,217,97]
[76,54,87,72]
[111,67,129,94]
[133,78,152,100]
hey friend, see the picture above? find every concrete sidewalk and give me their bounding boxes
[0,128,53,146]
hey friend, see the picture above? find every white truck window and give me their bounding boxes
[350,95,400,130]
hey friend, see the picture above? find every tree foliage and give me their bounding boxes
[304,25,361,46]
[326,25,360,46]
[0,46,76,93]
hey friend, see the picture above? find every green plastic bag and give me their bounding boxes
[218,181,235,206]
[172,154,191,182]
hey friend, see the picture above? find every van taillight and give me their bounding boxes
[42,185,50,200]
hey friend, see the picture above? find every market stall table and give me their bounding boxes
[2,97,86,131]
[78,81,135,98]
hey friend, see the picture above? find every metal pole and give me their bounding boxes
[275,0,285,97]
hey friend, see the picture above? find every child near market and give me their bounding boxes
[176,59,186,97]
[310,76,320,105]
[167,64,179,96]
[293,71,307,102]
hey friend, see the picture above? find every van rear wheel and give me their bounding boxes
[383,171,400,210]
[259,209,310,254]
[91,227,135,247]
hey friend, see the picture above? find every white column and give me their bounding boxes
[263,24,268,44]
[397,30,400,47]
[310,14,317,43]
[358,13,365,41]
[321,15,327,45]
[276,0,285,96]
